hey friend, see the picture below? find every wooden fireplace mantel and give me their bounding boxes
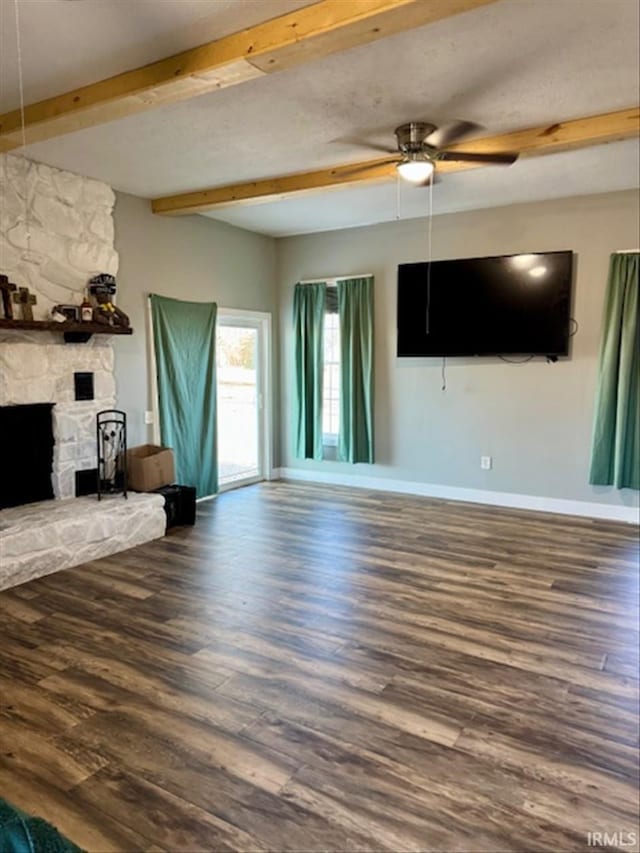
[0,318,133,343]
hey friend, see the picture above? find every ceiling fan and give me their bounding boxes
[348,120,520,185]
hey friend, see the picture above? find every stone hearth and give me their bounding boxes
[0,333,170,592]
[0,493,165,591]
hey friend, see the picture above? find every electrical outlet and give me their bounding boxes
[144,410,154,425]
[481,455,492,470]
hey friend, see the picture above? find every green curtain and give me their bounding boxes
[338,276,374,463]
[150,294,218,497]
[589,253,639,490]
[293,282,326,460]
[0,798,82,853]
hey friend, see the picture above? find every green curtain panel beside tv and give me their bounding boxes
[293,282,326,460]
[589,252,639,490]
[150,294,218,498]
[338,276,374,464]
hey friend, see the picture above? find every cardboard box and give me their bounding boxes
[126,444,175,492]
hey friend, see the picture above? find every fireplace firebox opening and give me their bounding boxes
[0,403,55,509]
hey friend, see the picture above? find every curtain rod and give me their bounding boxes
[298,274,373,285]
[614,249,639,253]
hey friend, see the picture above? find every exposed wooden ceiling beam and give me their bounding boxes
[0,0,499,152]
[152,160,399,216]
[151,107,640,215]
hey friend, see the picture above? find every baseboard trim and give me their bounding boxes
[274,468,638,524]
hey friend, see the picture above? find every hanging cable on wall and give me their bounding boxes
[441,356,447,391]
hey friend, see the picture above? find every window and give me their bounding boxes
[322,296,340,445]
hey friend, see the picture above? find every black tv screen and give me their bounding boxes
[397,250,573,357]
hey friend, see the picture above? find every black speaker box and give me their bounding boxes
[153,484,196,528]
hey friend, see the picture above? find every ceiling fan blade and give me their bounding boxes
[424,120,482,149]
[340,157,399,176]
[437,150,519,164]
[363,144,398,154]
[332,137,397,154]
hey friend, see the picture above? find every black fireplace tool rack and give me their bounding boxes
[96,410,128,500]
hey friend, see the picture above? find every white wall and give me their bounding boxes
[276,190,639,517]
[112,192,278,447]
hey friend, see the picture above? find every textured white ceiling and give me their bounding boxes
[0,0,311,110]
[202,139,640,237]
[1,0,639,236]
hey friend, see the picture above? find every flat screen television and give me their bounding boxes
[397,250,573,358]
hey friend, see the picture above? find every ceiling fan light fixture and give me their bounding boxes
[396,156,434,184]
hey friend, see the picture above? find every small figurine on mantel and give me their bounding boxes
[0,274,17,319]
[12,286,37,321]
[88,273,130,328]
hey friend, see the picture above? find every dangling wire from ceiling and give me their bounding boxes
[12,0,31,254]
[12,0,28,152]
[425,173,434,335]
[423,173,447,389]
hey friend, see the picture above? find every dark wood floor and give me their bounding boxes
[0,482,638,853]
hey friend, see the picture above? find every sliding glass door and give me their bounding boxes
[216,310,271,490]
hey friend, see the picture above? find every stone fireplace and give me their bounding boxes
[0,153,165,591]
[0,334,116,499]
